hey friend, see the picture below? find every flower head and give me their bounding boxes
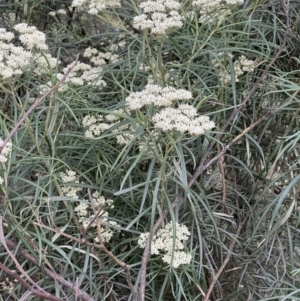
[71,0,121,14]
[14,23,48,50]
[125,84,192,111]
[133,0,183,35]
[74,192,118,242]
[138,222,191,268]
[60,170,82,199]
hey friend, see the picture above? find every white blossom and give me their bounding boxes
[138,222,191,268]
[133,0,183,35]
[71,0,121,14]
[83,47,120,66]
[162,251,192,268]
[225,0,244,4]
[14,23,48,50]
[60,170,82,199]
[38,59,106,94]
[74,202,89,216]
[0,41,33,79]
[193,0,243,7]
[192,0,220,8]
[60,170,77,183]
[193,0,243,24]
[94,220,119,242]
[83,47,98,58]
[0,24,52,79]
[74,192,118,243]
[82,115,98,127]
[125,84,192,111]
[0,28,14,41]
[152,105,215,135]
[82,110,132,142]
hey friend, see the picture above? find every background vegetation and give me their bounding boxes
[0,0,300,300]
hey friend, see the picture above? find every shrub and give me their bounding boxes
[1,0,300,300]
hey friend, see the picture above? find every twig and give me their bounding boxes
[217,143,226,209]
[138,2,290,298]
[0,262,62,301]
[2,237,97,301]
[33,220,137,301]
[0,217,63,301]
[203,217,248,301]
[0,54,79,153]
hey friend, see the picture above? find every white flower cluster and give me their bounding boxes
[0,26,36,78]
[0,138,12,163]
[39,61,106,94]
[133,0,183,35]
[192,0,220,8]
[193,0,243,7]
[62,61,106,87]
[126,84,215,135]
[125,84,192,111]
[14,23,48,51]
[0,23,51,79]
[138,222,192,268]
[0,28,14,41]
[152,105,215,135]
[212,53,256,85]
[83,86,214,144]
[38,45,121,93]
[83,47,120,66]
[82,109,133,144]
[74,191,118,243]
[59,171,118,242]
[226,0,244,4]
[192,0,243,24]
[71,0,121,14]
[60,170,83,199]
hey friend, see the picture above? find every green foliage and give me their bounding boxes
[1,0,300,300]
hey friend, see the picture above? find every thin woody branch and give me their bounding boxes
[1,234,96,301]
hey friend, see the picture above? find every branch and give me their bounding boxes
[0,216,63,301]
[0,262,63,301]
[1,236,97,301]
[203,217,248,301]
[32,220,137,301]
